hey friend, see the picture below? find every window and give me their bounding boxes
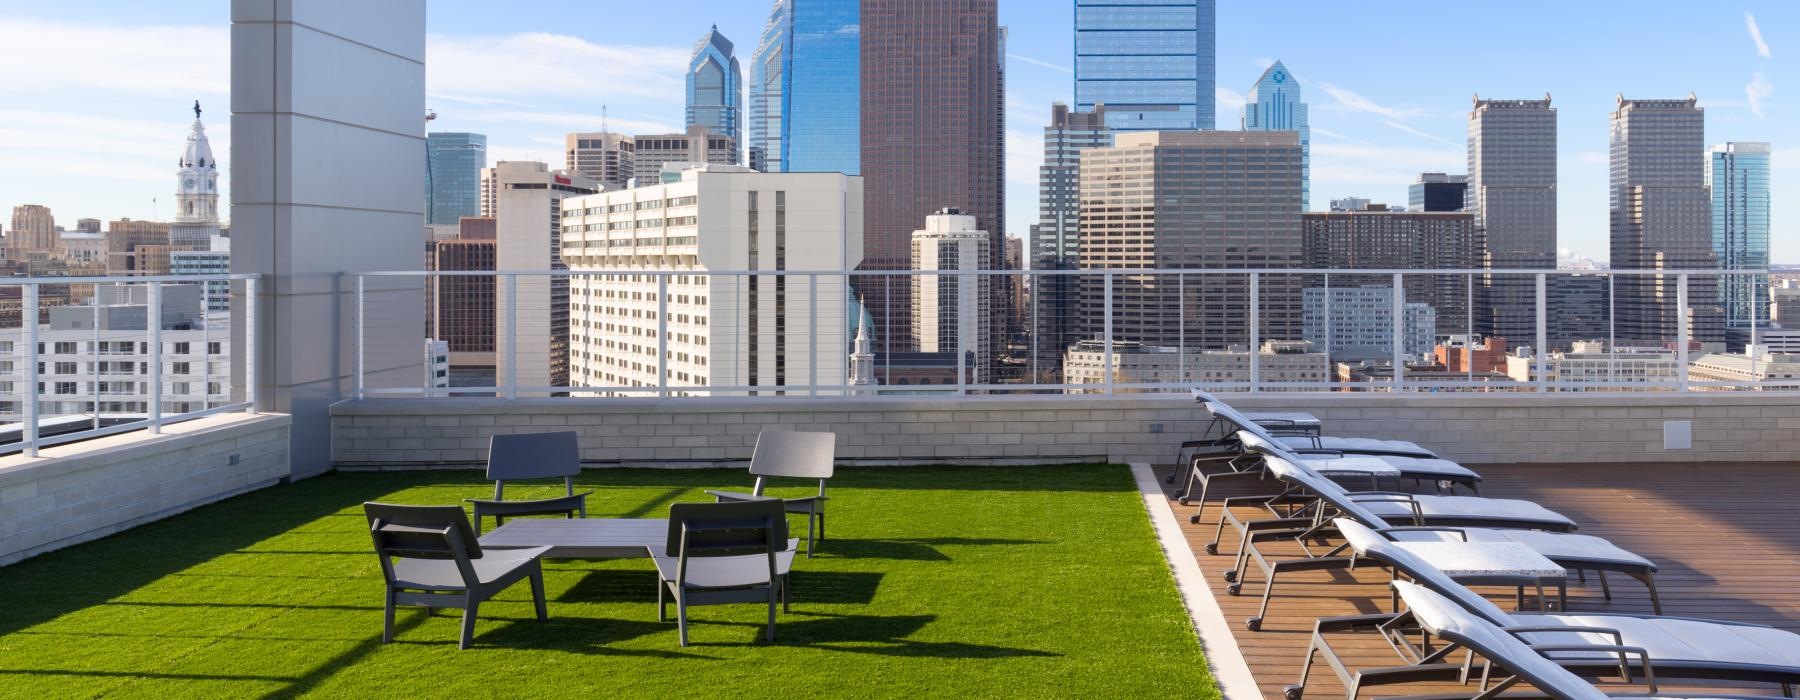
[174,342,191,354]
[53,341,76,354]
[53,362,77,374]
[55,382,78,395]
[207,342,222,355]
[173,362,191,375]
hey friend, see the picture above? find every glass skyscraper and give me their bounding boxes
[1073,0,1215,132]
[686,26,743,153]
[425,132,486,226]
[1708,142,1772,327]
[1241,60,1309,208]
[750,0,860,175]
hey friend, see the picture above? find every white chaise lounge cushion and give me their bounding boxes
[1358,493,1577,530]
[1238,431,1478,482]
[1195,392,1440,457]
[1275,435,1439,458]
[1512,613,1800,674]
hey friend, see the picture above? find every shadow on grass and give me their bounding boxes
[558,569,885,606]
[821,537,1050,561]
[692,612,1060,658]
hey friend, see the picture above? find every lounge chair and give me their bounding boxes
[706,429,835,557]
[465,431,592,534]
[1192,388,1443,458]
[1330,519,1800,694]
[364,502,551,650]
[653,499,797,646]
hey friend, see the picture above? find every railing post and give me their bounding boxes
[1607,274,1617,385]
[1177,273,1185,382]
[1392,272,1405,393]
[1248,272,1260,393]
[657,273,669,399]
[245,276,257,414]
[148,280,163,433]
[1535,273,1547,394]
[1102,272,1113,397]
[23,283,39,457]
[1464,272,1473,387]
[809,273,818,398]
[504,274,518,400]
[1677,273,1689,392]
[354,274,365,400]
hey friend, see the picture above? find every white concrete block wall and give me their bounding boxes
[0,414,290,566]
[328,394,1800,468]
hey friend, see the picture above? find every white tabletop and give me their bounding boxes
[481,518,670,559]
[1395,541,1565,579]
[1301,454,1403,477]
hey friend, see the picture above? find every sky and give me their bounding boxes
[0,1,1795,262]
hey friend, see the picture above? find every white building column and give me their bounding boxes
[230,0,427,477]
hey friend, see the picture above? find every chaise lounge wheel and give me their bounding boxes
[1223,570,1237,583]
[1178,497,1190,506]
[1283,685,1304,700]
[1226,584,1241,596]
[1203,542,1217,553]
[1245,617,1263,632]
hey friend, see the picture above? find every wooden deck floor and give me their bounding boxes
[1154,461,1800,699]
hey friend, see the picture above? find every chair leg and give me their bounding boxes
[658,581,668,622]
[383,588,397,643]
[767,583,778,643]
[530,569,548,622]
[459,598,480,650]
[805,507,817,558]
[1641,573,1663,616]
[677,592,690,647]
[817,510,825,541]
[782,574,791,613]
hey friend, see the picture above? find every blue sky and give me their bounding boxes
[0,1,1793,262]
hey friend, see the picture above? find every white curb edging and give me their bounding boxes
[1131,463,1262,700]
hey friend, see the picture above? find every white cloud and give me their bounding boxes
[1747,12,1773,59]
[1216,86,1247,111]
[427,32,687,104]
[1746,72,1774,119]
[1317,83,1425,120]
[1577,151,1608,165]
[0,19,228,99]
[1309,127,1368,145]
[1310,142,1461,188]
[1005,128,1044,187]
[1379,119,1458,147]
[1773,148,1800,171]
[1007,53,1071,73]
[464,108,677,136]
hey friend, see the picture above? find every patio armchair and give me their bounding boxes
[364,502,551,650]
[653,499,797,646]
[466,431,592,534]
[706,429,836,557]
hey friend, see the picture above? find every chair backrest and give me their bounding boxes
[1332,518,1517,626]
[1393,581,1608,700]
[1201,397,1284,446]
[664,499,790,559]
[364,502,484,562]
[1260,453,1397,530]
[748,429,836,480]
[487,431,581,481]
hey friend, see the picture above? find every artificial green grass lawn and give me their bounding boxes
[0,464,1215,699]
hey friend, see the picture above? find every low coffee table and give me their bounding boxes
[480,518,670,558]
[1393,541,1567,610]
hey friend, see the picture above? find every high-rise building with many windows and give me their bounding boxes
[425,132,486,226]
[1467,95,1556,343]
[632,126,738,185]
[686,26,742,155]
[6,204,57,262]
[750,0,861,175]
[483,162,599,394]
[1074,0,1215,132]
[1301,208,1477,333]
[562,132,633,191]
[1610,95,1720,345]
[1410,173,1468,212]
[1707,141,1771,328]
[1028,102,1109,379]
[911,209,993,384]
[1241,60,1309,208]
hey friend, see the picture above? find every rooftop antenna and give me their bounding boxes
[602,104,609,136]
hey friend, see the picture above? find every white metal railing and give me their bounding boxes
[1,273,259,457]
[350,267,1788,400]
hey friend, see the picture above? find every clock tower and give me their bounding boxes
[171,100,222,248]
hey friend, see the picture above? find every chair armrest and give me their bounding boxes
[704,489,771,503]
[1504,625,1624,646]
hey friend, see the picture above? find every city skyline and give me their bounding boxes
[0,1,1794,262]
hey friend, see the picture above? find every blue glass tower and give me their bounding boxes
[425,132,486,225]
[687,26,742,152]
[750,0,860,175]
[1073,0,1215,132]
[1241,60,1309,208]
[1708,141,1772,327]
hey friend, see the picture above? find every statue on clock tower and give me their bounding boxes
[171,100,222,249]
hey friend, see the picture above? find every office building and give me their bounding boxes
[1074,0,1215,131]
[633,126,738,185]
[1436,334,1509,373]
[426,217,498,375]
[1504,341,1678,391]
[1468,95,1557,342]
[1548,273,1612,350]
[7,204,57,261]
[1707,142,1772,327]
[1302,286,1437,362]
[1688,347,1800,389]
[560,165,863,395]
[562,132,633,191]
[1728,326,1800,354]
[1029,102,1110,379]
[1410,173,1468,212]
[911,209,992,384]
[484,162,599,394]
[1241,60,1309,207]
[860,0,1005,365]
[105,218,173,275]
[687,26,743,154]
[1774,285,1800,326]
[1301,207,1477,332]
[1610,95,1721,345]
[58,233,106,266]
[749,0,861,175]
[172,103,222,248]
[1063,340,1328,393]
[1080,130,1304,349]
[426,132,487,225]
[75,218,101,234]
[170,237,231,312]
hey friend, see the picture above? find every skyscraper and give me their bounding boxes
[1241,60,1309,207]
[1410,172,1468,212]
[172,101,222,248]
[686,26,743,156]
[1074,0,1216,132]
[912,209,993,384]
[484,162,599,394]
[1029,102,1109,378]
[562,132,633,191]
[1610,95,1720,345]
[750,0,861,175]
[1301,208,1478,333]
[425,132,487,225]
[1079,131,1304,349]
[1467,95,1557,343]
[1707,142,1772,328]
[860,0,1005,364]
[6,205,56,262]
[632,125,738,184]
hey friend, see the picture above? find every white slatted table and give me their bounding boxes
[1394,541,1568,610]
[480,518,669,558]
